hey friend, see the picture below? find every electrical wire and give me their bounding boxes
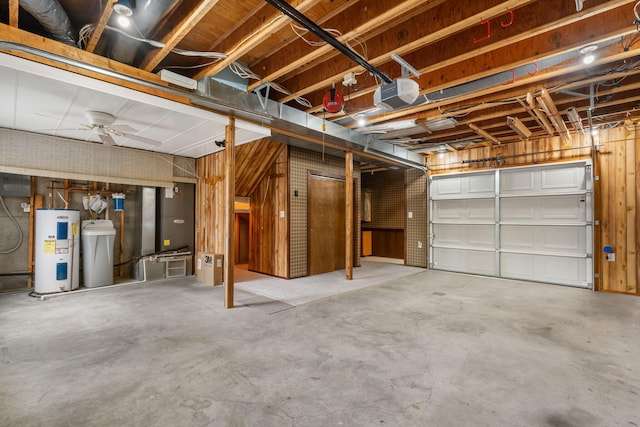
[77,24,227,60]
[228,62,313,108]
[289,23,369,62]
[0,197,24,254]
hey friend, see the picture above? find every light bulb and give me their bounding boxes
[117,15,130,27]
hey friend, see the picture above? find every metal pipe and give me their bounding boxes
[19,0,77,45]
[264,0,393,84]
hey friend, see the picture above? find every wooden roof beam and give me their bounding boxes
[277,0,538,104]
[469,123,501,145]
[85,0,116,53]
[139,0,222,72]
[9,0,18,27]
[292,0,633,114]
[193,0,322,80]
[247,0,441,92]
[538,89,571,143]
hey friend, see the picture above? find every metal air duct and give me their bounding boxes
[19,0,76,46]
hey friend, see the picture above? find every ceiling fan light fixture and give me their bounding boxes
[113,0,134,17]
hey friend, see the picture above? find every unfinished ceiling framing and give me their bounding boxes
[2,0,640,163]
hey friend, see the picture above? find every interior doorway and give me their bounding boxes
[307,173,357,276]
[235,213,249,265]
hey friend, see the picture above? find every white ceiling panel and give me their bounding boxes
[0,53,270,157]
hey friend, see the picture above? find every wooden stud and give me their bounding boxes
[9,0,18,27]
[86,0,116,53]
[224,117,236,308]
[194,0,320,80]
[140,0,222,71]
[345,151,353,280]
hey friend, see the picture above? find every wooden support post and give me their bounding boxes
[224,117,236,308]
[345,151,353,280]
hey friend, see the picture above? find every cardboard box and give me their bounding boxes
[196,253,223,285]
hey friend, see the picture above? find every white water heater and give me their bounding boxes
[35,209,80,294]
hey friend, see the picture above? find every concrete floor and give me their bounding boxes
[1,269,639,427]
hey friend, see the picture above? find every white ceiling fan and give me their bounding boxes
[81,111,162,146]
[37,110,162,147]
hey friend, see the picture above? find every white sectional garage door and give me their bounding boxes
[429,161,593,288]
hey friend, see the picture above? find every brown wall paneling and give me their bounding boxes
[361,170,405,229]
[367,229,405,259]
[249,145,289,278]
[195,152,225,258]
[595,127,638,294]
[406,168,428,267]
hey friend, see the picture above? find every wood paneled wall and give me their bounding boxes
[195,152,225,257]
[594,126,639,294]
[249,146,289,278]
[426,129,639,295]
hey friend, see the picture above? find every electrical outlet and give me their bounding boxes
[607,253,616,262]
[418,241,422,249]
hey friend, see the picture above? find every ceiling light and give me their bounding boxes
[113,0,134,17]
[159,69,198,90]
[357,117,366,127]
[579,44,597,65]
[566,108,584,133]
[117,15,130,27]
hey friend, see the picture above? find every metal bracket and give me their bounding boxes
[253,82,272,112]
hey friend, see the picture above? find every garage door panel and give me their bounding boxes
[501,195,585,223]
[433,247,496,275]
[468,173,495,194]
[434,224,494,248]
[501,163,586,195]
[431,172,494,199]
[500,170,534,193]
[432,199,494,222]
[541,167,585,191]
[501,253,588,287]
[501,225,586,254]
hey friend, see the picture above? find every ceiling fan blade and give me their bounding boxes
[119,132,163,146]
[99,133,117,146]
[110,124,138,133]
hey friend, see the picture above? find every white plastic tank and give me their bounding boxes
[34,209,80,293]
[81,220,116,288]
